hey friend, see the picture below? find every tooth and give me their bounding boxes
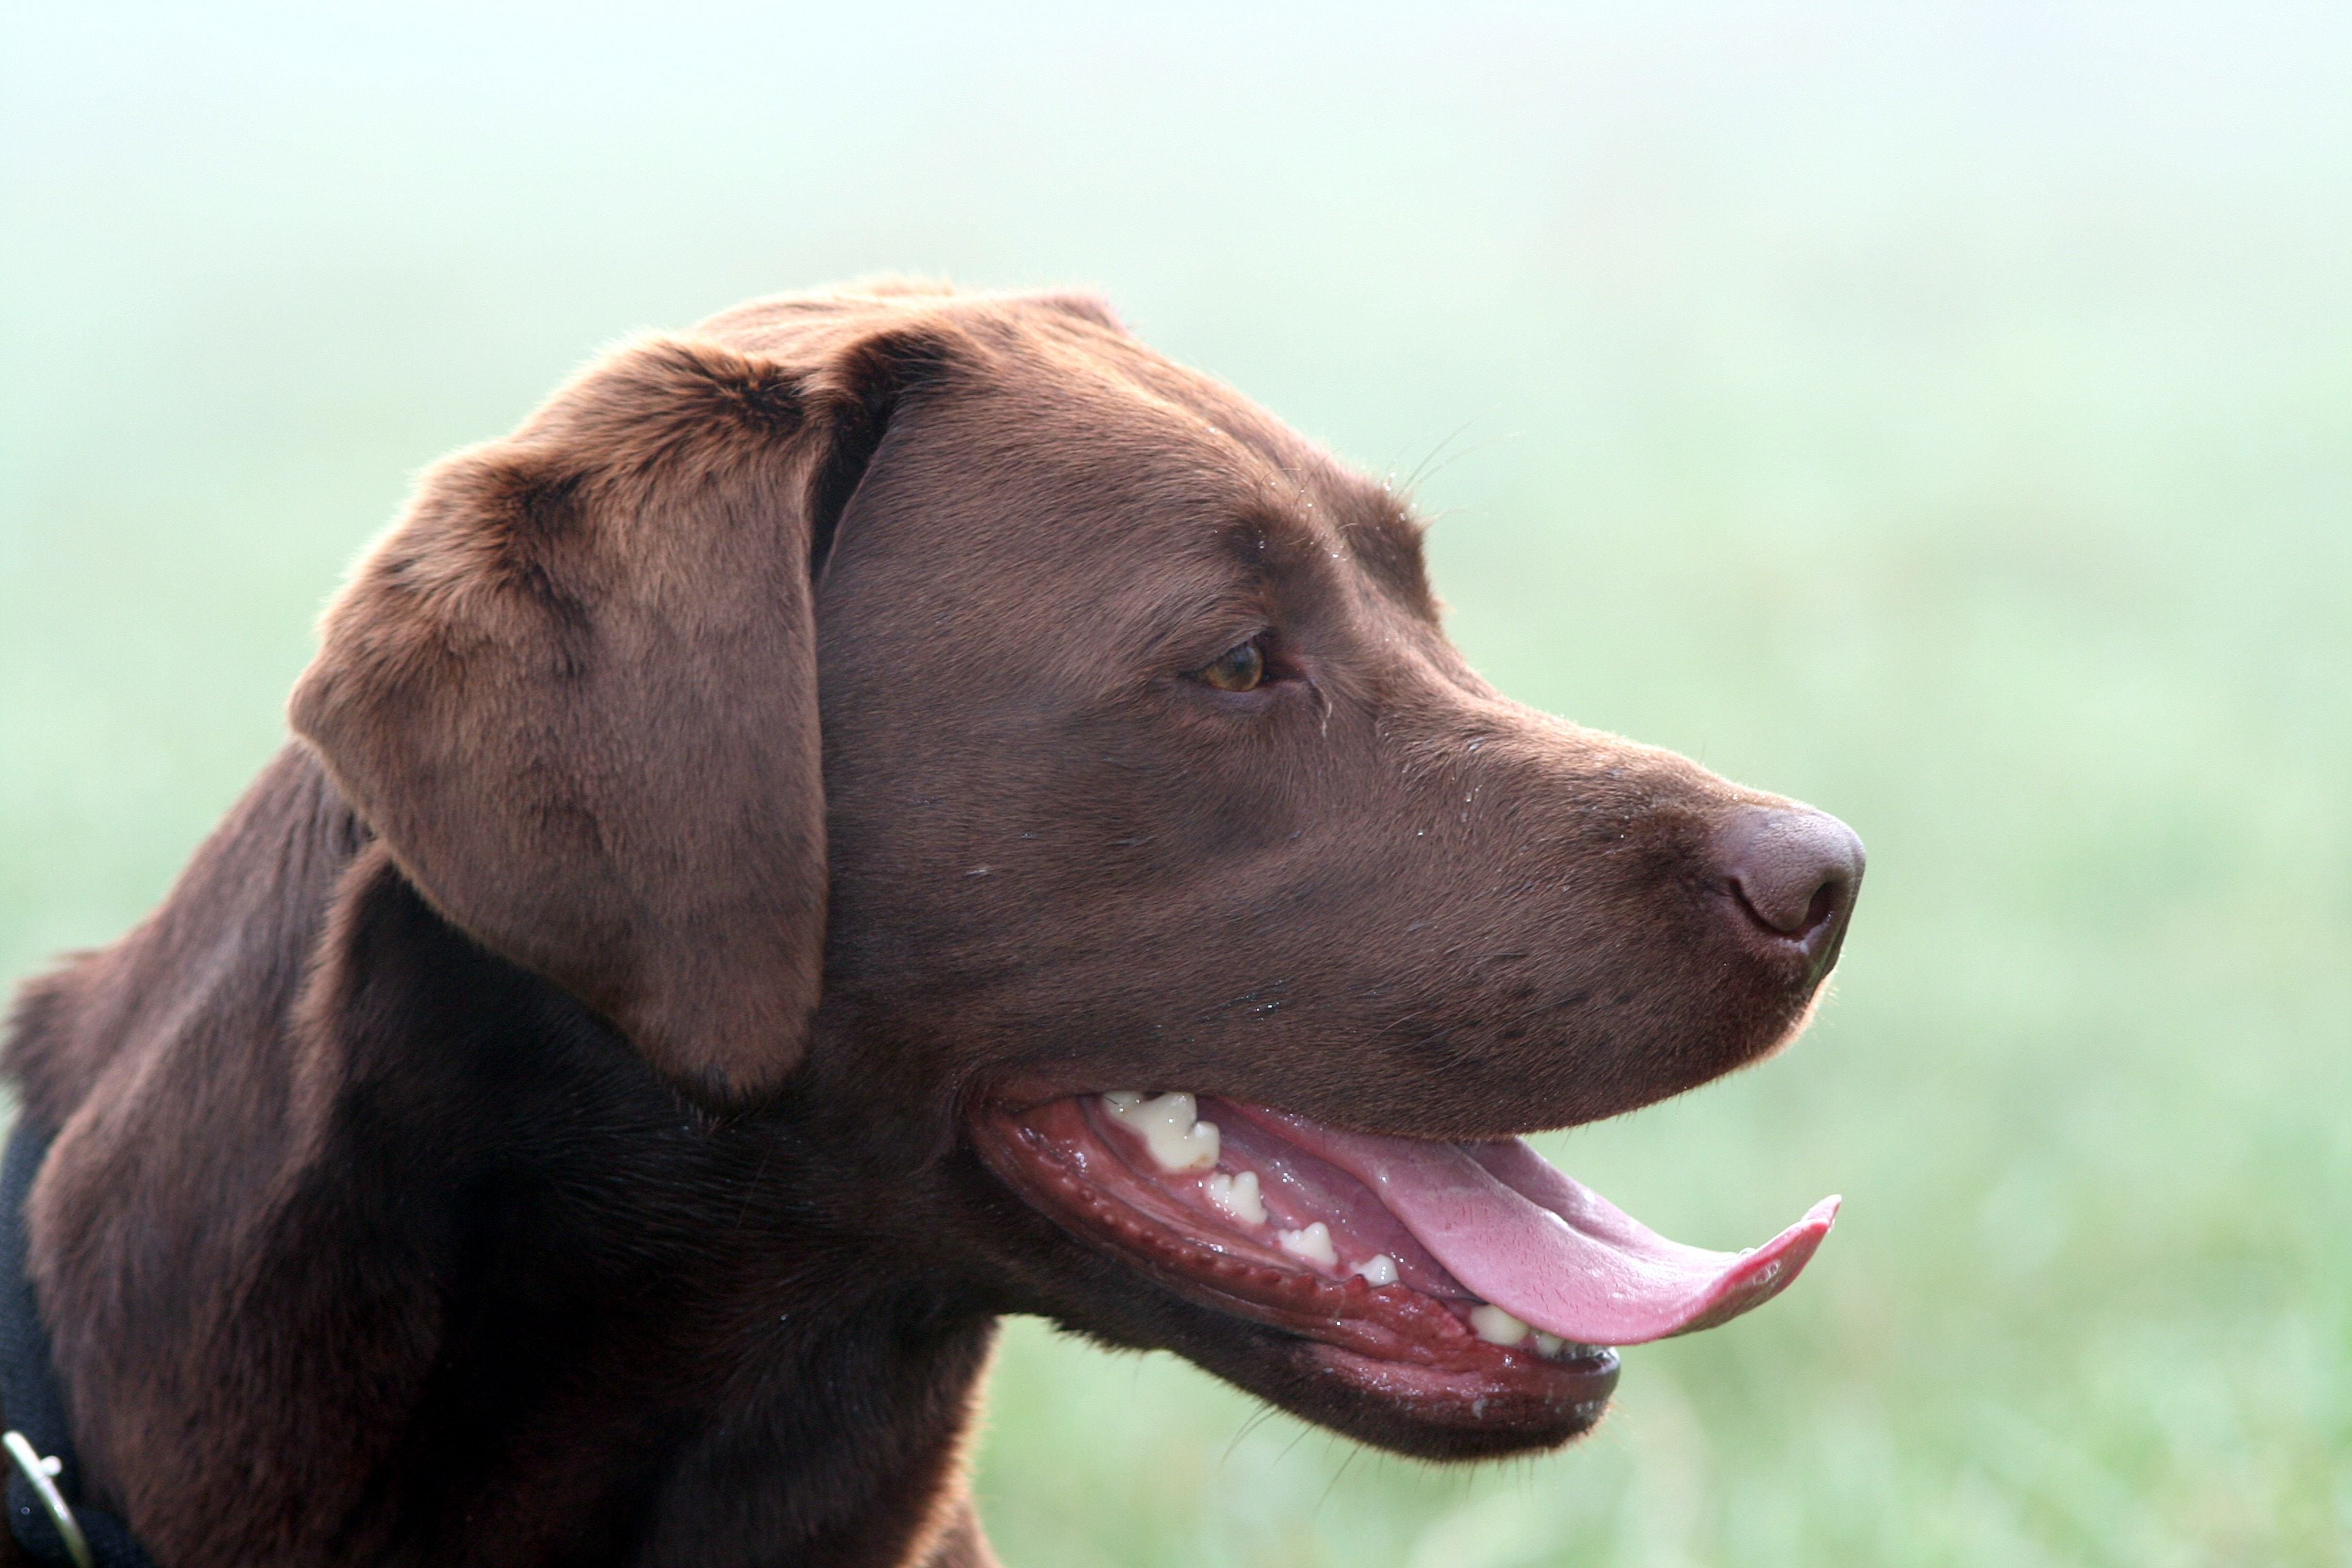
[1469,1304,1532,1347]
[1102,1091,1220,1172]
[1275,1222,1338,1269]
[1206,1170,1267,1225]
[1350,1253,1399,1288]
[1531,1331,1565,1360]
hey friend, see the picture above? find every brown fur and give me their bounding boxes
[3,281,1852,1566]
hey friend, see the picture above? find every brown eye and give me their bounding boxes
[1197,638,1266,692]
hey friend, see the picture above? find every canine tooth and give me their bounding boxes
[1102,1090,1220,1172]
[1206,1170,1267,1225]
[1469,1304,1533,1347]
[1531,1331,1565,1359]
[1350,1253,1399,1288]
[1275,1222,1338,1269]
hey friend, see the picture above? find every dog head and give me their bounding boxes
[292,281,1861,1458]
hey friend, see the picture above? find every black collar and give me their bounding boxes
[1,1119,157,1568]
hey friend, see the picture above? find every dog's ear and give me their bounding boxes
[291,330,935,1105]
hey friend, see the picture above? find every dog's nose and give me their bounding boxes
[1714,806,1865,966]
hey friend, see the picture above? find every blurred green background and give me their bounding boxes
[5,4,2348,1563]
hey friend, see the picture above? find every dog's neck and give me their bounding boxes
[3,747,996,1568]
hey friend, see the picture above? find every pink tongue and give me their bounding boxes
[1236,1107,1839,1346]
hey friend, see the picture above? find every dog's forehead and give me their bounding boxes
[708,287,1417,554]
[966,304,1429,600]
[707,287,1437,631]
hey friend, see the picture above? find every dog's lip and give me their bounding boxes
[1305,1345,1616,1436]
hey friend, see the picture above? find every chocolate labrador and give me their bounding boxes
[1,282,1861,1567]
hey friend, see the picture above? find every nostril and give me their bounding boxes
[1729,874,1837,939]
[1715,806,1866,949]
[1796,879,1844,937]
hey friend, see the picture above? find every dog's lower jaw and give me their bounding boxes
[970,1143,1620,1462]
[1222,1330,1617,1463]
[1019,1273,1617,1463]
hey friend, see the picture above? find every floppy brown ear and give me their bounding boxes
[291,332,906,1105]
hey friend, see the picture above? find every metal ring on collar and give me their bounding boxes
[3,1430,94,1568]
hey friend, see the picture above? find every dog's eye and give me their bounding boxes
[1196,638,1267,693]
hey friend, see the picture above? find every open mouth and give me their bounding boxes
[974,1091,1838,1439]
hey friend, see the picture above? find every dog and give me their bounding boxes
[1,280,1861,1567]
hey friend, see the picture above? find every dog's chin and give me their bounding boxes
[968,1090,1838,1458]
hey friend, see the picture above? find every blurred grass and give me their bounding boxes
[4,4,2349,1563]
